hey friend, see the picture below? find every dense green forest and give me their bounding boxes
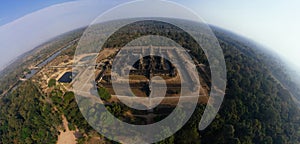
[101,20,300,143]
[198,29,300,143]
[0,81,61,143]
[0,19,300,143]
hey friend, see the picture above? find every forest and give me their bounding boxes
[0,19,300,143]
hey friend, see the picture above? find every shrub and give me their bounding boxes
[48,79,56,87]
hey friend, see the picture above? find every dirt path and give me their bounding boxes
[57,115,77,144]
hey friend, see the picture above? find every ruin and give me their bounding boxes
[95,46,209,99]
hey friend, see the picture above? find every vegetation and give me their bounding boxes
[0,19,299,143]
[0,28,84,96]
[0,81,61,143]
[48,79,56,87]
[97,87,112,101]
[196,32,300,143]
[100,20,300,143]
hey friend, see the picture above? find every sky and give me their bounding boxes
[0,0,75,25]
[182,0,300,71]
[0,0,299,72]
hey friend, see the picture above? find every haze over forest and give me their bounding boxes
[0,0,300,74]
[1,1,300,143]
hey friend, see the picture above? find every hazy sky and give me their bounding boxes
[0,0,299,72]
[181,0,300,70]
[0,0,74,25]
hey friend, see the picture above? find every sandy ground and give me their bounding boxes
[57,115,77,144]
